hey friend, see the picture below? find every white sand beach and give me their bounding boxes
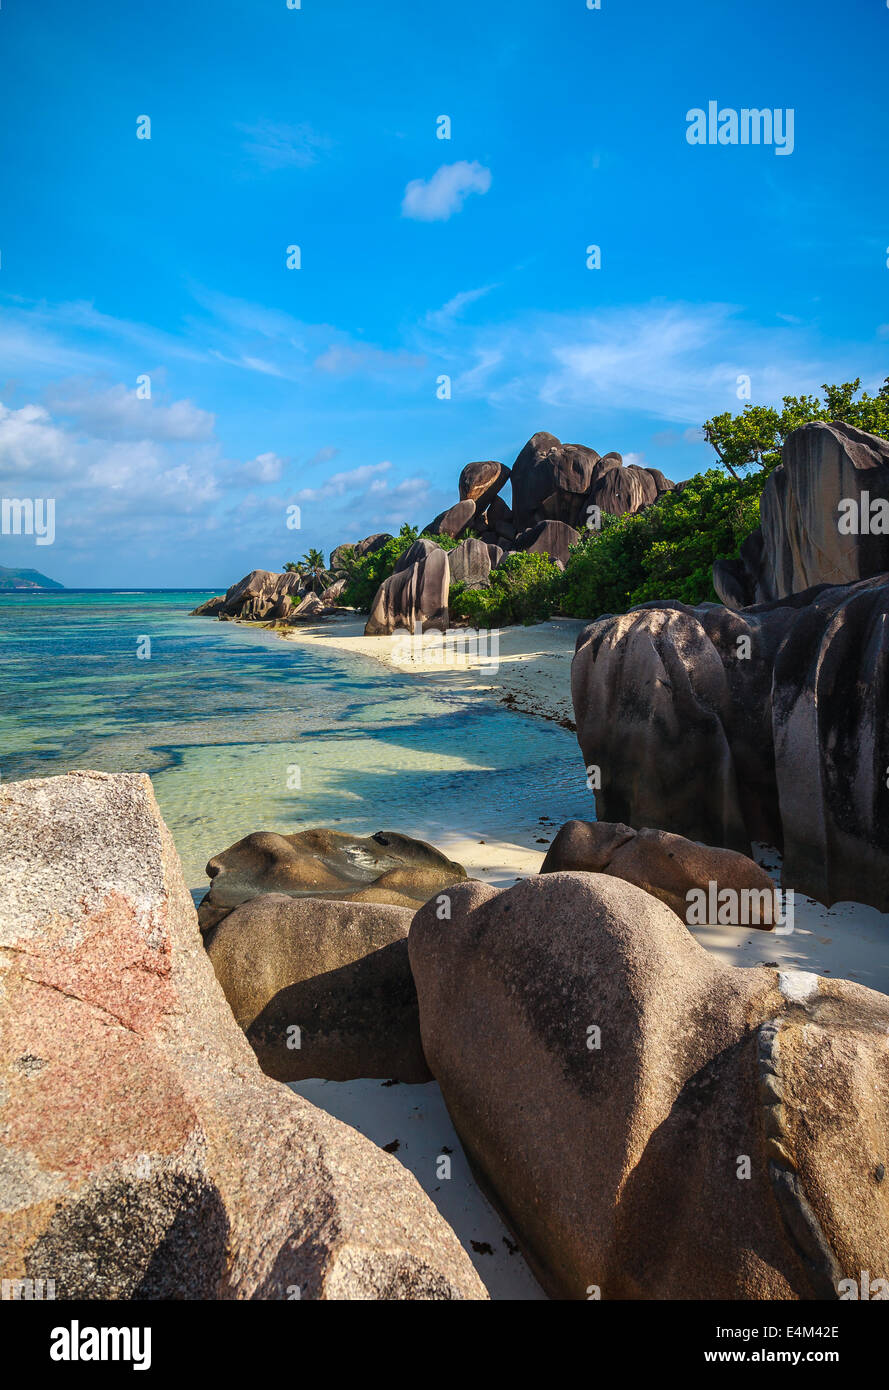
[277,611,889,994]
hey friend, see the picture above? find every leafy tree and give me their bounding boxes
[703,377,889,478]
[450,551,561,627]
[339,524,418,610]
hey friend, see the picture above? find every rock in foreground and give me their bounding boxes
[206,894,429,1083]
[410,872,889,1300]
[0,772,486,1301]
[198,826,467,934]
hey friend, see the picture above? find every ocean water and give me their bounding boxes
[0,590,590,890]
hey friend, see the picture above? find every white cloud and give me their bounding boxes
[295,461,392,503]
[46,381,215,441]
[401,161,492,221]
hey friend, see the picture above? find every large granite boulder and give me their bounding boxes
[217,569,304,620]
[511,433,601,531]
[197,827,468,935]
[714,422,889,609]
[393,537,442,573]
[329,533,392,574]
[514,519,580,568]
[0,772,486,1301]
[458,460,510,510]
[319,577,347,605]
[289,592,326,620]
[571,576,889,910]
[423,500,477,540]
[510,433,673,532]
[410,871,889,1300]
[364,545,449,636]
[448,538,502,589]
[484,494,516,543]
[541,819,778,926]
[190,595,225,616]
[205,895,429,1083]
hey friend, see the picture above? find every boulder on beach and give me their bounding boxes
[205,894,429,1083]
[216,569,304,621]
[289,591,326,620]
[714,422,889,609]
[541,819,779,927]
[364,544,449,636]
[0,771,486,1301]
[319,577,348,605]
[410,871,889,1300]
[197,826,468,935]
[571,575,889,910]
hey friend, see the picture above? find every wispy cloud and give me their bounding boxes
[237,120,331,170]
[401,161,492,221]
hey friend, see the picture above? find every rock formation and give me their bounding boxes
[0,772,486,1301]
[364,542,450,636]
[571,575,889,910]
[410,871,889,1299]
[541,819,778,925]
[197,826,467,935]
[714,423,889,609]
[205,894,429,1083]
[510,433,672,533]
[448,537,503,589]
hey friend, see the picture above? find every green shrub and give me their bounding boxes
[449,551,561,627]
[559,469,765,617]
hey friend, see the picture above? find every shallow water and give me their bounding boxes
[0,591,590,890]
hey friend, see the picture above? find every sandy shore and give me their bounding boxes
[276,611,584,729]
[271,610,889,993]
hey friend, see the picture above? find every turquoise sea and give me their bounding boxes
[0,591,590,891]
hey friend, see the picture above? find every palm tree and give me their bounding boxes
[302,548,328,592]
[282,560,304,575]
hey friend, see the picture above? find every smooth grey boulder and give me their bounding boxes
[365,545,450,636]
[571,576,889,909]
[714,422,889,609]
[448,537,502,588]
[217,569,304,620]
[424,500,477,540]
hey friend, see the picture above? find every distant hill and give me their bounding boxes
[0,566,64,591]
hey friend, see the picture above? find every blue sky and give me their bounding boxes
[0,0,886,586]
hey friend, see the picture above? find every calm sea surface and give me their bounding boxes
[0,591,589,889]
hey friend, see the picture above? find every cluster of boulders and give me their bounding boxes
[190,433,674,634]
[360,433,673,636]
[191,569,348,624]
[571,421,889,912]
[5,774,884,1301]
